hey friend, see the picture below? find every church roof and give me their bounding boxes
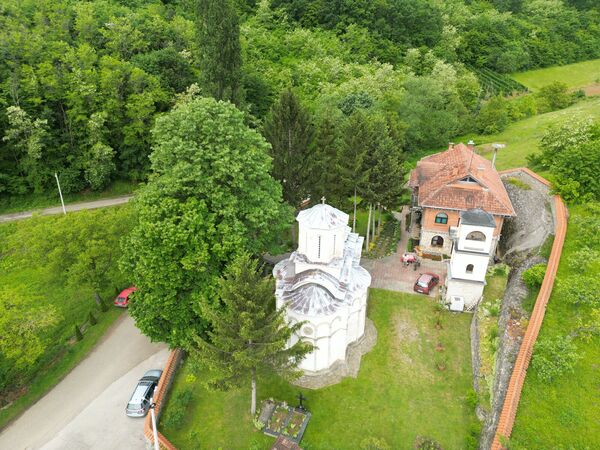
[460,208,496,228]
[296,203,349,230]
[409,143,515,216]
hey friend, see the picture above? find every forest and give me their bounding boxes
[1,0,599,203]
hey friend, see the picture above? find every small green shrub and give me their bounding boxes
[521,264,547,289]
[465,389,478,409]
[163,386,194,429]
[506,177,531,190]
[74,324,83,341]
[407,238,415,252]
[414,436,443,450]
[532,336,580,383]
[360,436,391,450]
[253,417,265,430]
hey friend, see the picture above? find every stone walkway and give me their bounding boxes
[361,206,447,296]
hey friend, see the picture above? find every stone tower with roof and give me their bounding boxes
[273,203,371,374]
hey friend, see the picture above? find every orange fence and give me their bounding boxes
[144,349,183,450]
[492,168,568,449]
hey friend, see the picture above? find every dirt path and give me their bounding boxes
[0,314,167,449]
[0,195,133,223]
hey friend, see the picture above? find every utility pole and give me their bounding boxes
[149,389,159,450]
[54,172,67,215]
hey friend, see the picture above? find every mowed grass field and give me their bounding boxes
[456,96,600,170]
[160,289,478,450]
[511,205,600,449]
[511,58,600,91]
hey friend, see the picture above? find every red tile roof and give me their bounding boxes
[409,143,515,216]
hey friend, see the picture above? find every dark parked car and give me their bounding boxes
[414,273,440,295]
[126,369,163,417]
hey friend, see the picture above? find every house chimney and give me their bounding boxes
[467,140,475,151]
[491,143,505,170]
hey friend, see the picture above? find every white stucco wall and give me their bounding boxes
[456,224,494,254]
[298,227,346,263]
[446,279,485,310]
[449,252,489,282]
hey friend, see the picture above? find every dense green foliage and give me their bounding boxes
[512,204,600,448]
[521,264,547,289]
[528,117,600,202]
[120,97,290,347]
[271,0,600,72]
[161,290,478,449]
[190,253,312,415]
[2,0,596,206]
[0,206,133,397]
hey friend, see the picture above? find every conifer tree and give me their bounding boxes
[263,88,315,209]
[191,253,312,416]
[196,0,244,105]
[338,111,370,232]
[308,116,344,207]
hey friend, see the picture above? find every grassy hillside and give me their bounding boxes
[511,59,600,91]
[456,96,600,170]
[511,205,600,449]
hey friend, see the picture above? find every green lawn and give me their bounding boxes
[510,205,600,448]
[455,96,600,170]
[160,289,478,449]
[0,179,136,215]
[511,59,600,91]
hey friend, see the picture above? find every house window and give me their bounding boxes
[466,231,486,242]
[434,213,448,224]
[466,264,474,274]
[317,235,321,259]
[431,235,444,247]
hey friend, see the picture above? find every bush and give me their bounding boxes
[532,336,580,383]
[74,325,83,341]
[360,437,391,450]
[521,264,547,289]
[414,436,443,450]
[163,386,194,429]
[88,312,97,326]
[536,81,572,112]
[475,96,509,134]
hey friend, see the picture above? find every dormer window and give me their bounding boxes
[459,176,477,183]
[435,213,448,224]
[466,231,486,242]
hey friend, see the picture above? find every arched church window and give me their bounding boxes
[435,212,448,224]
[466,231,486,241]
[431,235,444,247]
[466,264,474,274]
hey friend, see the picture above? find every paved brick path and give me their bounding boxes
[362,207,447,295]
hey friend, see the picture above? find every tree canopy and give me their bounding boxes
[120,96,291,347]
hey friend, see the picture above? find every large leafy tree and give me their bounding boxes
[120,97,290,347]
[191,253,312,415]
[263,88,315,208]
[196,0,244,105]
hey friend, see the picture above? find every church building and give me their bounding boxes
[273,202,371,374]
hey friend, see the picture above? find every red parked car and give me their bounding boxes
[414,273,440,295]
[114,287,138,308]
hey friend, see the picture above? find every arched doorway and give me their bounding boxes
[431,235,444,247]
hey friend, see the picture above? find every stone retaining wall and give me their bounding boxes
[490,168,568,449]
[144,349,183,450]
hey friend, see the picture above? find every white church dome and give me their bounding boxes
[296,203,349,230]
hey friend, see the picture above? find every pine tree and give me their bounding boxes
[263,88,315,208]
[338,111,371,232]
[191,253,312,416]
[308,116,343,207]
[196,0,244,105]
